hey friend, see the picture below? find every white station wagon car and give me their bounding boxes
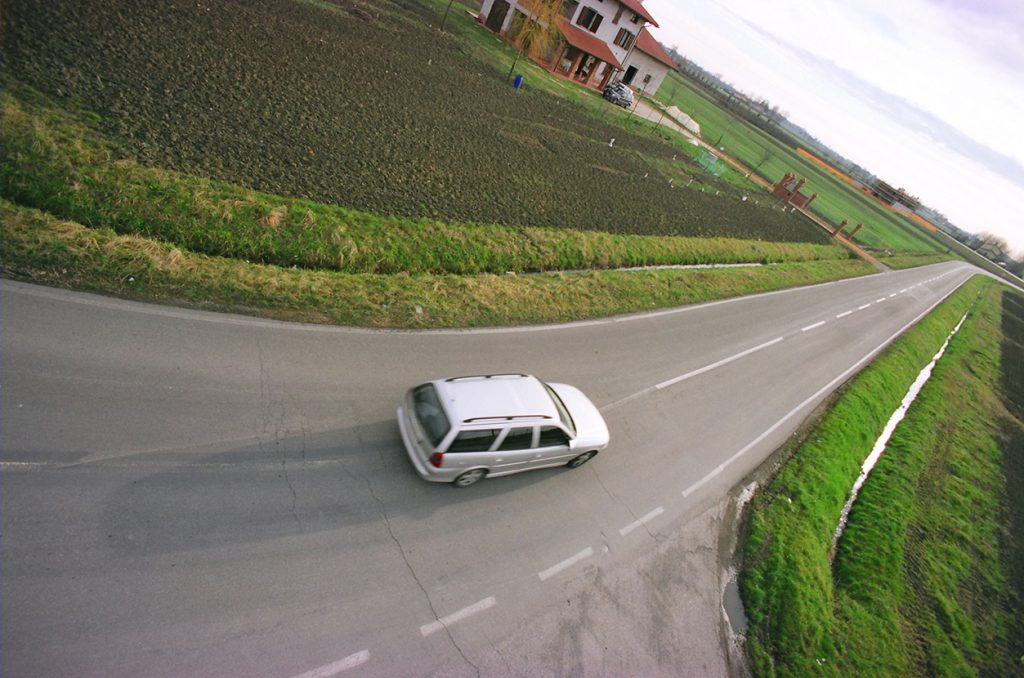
[397,373,610,487]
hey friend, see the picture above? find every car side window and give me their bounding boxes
[538,426,569,447]
[498,427,534,451]
[447,429,500,453]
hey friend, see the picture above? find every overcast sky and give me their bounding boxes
[645,0,1024,256]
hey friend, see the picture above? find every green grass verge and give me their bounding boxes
[654,72,948,256]
[0,199,875,329]
[740,276,1023,676]
[878,253,956,270]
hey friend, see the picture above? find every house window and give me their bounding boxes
[561,0,579,20]
[630,12,640,23]
[576,7,603,33]
[613,27,634,49]
[643,73,652,84]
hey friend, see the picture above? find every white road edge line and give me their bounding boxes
[858,303,871,310]
[618,507,665,536]
[289,650,370,678]
[420,597,496,636]
[836,310,853,319]
[801,321,826,332]
[654,337,784,391]
[0,265,879,337]
[680,274,970,501]
[538,547,595,581]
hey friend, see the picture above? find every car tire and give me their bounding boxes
[453,469,487,487]
[567,451,597,468]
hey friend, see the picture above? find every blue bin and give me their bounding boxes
[513,74,523,90]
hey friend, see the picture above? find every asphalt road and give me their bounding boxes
[0,261,977,677]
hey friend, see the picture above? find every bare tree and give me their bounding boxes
[441,0,456,31]
[976,231,1011,260]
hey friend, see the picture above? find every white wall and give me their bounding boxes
[566,0,647,64]
[621,49,669,96]
[479,0,652,72]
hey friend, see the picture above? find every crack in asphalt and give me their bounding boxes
[279,384,301,528]
[255,336,301,529]
[589,465,660,542]
[363,466,481,675]
[348,412,480,675]
[486,637,516,675]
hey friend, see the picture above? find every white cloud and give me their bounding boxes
[645,0,1024,255]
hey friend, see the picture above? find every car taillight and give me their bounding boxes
[428,452,444,468]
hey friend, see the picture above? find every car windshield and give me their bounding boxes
[543,382,576,437]
[412,384,450,447]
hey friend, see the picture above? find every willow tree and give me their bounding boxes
[506,0,564,81]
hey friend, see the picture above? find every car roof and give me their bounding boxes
[432,374,558,426]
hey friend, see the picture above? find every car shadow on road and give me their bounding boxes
[99,418,566,558]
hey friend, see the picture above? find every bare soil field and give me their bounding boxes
[0,0,826,243]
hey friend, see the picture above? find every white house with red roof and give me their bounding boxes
[622,26,676,95]
[478,0,675,94]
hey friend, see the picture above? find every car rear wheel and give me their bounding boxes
[454,469,487,487]
[567,451,597,468]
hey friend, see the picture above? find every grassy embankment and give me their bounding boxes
[740,276,1023,676]
[653,71,953,262]
[0,85,873,328]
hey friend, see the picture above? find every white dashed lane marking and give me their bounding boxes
[420,597,496,636]
[601,337,784,411]
[290,651,370,678]
[654,337,784,391]
[858,303,871,310]
[836,310,853,319]
[619,507,665,536]
[538,548,594,581]
[801,321,826,332]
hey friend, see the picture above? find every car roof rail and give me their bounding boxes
[444,373,529,382]
[463,414,552,423]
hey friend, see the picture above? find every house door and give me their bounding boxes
[486,0,510,33]
[622,65,638,85]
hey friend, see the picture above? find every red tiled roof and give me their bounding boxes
[636,27,675,68]
[618,0,658,28]
[556,17,622,69]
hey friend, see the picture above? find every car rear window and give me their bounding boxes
[412,384,450,447]
[448,429,500,453]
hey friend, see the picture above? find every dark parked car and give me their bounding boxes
[602,82,634,108]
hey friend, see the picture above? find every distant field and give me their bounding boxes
[654,72,947,255]
[0,0,824,244]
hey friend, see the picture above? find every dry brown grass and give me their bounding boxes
[1,199,876,328]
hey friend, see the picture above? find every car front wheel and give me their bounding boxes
[454,469,487,487]
[567,451,597,468]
